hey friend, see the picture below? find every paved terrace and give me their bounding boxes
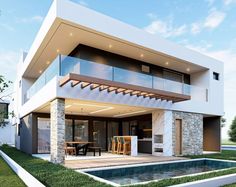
[63,154,188,169]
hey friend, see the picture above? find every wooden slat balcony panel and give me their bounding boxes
[59,73,191,103]
[108,87,118,93]
[99,85,109,91]
[90,84,100,90]
[81,82,91,89]
[71,80,80,87]
[115,88,126,94]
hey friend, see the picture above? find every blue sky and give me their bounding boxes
[0,0,235,138]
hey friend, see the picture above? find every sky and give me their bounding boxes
[0,0,235,139]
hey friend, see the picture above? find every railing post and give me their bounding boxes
[152,76,154,89]
[112,67,114,81]
[59,54,61,76]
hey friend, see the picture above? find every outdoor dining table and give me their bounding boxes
[65,141,94,155]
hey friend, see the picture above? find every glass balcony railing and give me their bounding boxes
[25,55,207,103]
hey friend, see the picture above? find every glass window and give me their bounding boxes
[65,119,73,142]
[213,72,219,80]
[74,120,88,141]
[38,118,50,153]
[93,121,106,150]
[0,103,8,119]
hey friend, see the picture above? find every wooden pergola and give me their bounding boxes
[60,73,191,103]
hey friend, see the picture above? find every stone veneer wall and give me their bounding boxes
[172,111,203,156]
[50,99,65,164]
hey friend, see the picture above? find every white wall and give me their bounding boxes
[0,123,15,145]
[152,110,173,156]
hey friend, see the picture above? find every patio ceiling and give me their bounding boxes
[35,99,154,118]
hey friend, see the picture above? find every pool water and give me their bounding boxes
[86,159,236,185]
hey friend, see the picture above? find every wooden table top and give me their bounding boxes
[65,141,94,144]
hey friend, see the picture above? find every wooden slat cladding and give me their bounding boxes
[59,73,191,103]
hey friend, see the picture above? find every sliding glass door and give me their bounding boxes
[92,121,106,150]
[38,118,50,153]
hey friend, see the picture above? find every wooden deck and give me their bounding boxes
[64,154,188,169]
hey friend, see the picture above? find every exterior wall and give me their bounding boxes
[19,114,38,154]
[152,110,173,156]
[203,116,221,152]
[172,111,203,155]
[0,124,15,145]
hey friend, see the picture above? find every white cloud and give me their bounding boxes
[191,22,202,34]
[0,23,14,32]
[190,9,226,34]
[0,50,19,81]
[204,10,226,29]
[18,15,44,23]
[144,18,187,38]
[205,0,215,6]
[224,0,236,5]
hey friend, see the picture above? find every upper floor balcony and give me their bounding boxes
[24,55,208,104]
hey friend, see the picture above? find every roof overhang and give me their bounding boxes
[21,0,223,79]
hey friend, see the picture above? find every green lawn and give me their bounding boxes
[0,156,26,187]
[2,145,236,187]
[0,145,110,187]
[222,139,236,146]
[188,150,236,160]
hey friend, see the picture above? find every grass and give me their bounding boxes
[187,150,236,160]
[2,145,236,187]
[0,145,110,187]
[222,139,236,146]
[0,156,26,187]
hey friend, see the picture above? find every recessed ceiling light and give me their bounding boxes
[140,54,144,58]
[65,105,72,109]
[56,49,60,53]
[113,110,147,117]
[46,61,50,65]
[69,32,73,36]
[39,70,42,74]
[186,68,190,72]
[90,107,114,114]
[109,44,112,48]
[165,61,169,65]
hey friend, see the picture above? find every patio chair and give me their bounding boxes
[64,143,76,157]
[112,137,118,154]
[118,137,131,155]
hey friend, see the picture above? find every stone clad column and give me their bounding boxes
[50,98,65,164]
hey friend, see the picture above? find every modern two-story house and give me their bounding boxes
[14,0,223,164]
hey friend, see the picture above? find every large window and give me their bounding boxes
[74,120,88,141]
[0,103,8,119]
[38,118,50,153]
[65,119,73,141]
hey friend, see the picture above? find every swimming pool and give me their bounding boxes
[83,159,236,185]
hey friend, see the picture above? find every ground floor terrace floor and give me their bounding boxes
[16,98,221,164]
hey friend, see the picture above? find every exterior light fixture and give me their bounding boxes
[109,44,112,48]
[140,54,144,58]
[186,68,190,72]
[165,61,169,65]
